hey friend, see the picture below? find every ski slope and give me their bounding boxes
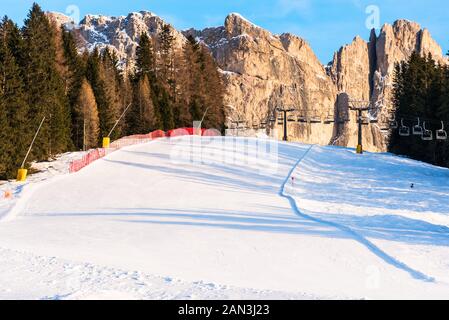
[0,136,449,299]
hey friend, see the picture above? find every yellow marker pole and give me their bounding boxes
[103,103,132,149]
[356,144,363,154]
[17,117,46,182]
[17,169,28,182]
[102,137,111,149]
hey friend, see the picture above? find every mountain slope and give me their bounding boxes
[0,137,448,299]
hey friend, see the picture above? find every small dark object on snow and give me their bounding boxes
[410,183,414,189]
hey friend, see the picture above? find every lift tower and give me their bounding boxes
[349,100,371,154]
[276,107,296,141]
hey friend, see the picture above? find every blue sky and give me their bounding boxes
[1,0,448,63]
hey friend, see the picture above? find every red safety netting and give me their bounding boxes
[167,127,221,137]
[69,148,106,173]
[68,128,220,173]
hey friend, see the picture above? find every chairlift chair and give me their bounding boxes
[399,119,410,137]
[287,115,296,122]
[370,116,379,124]
[413,118,423,136]
[310,112,321,124]
[421,122,433,141]
[436,121,447,140]
[324,113,335,124]
[361,116,369,125]
[297,114,307,123]
[389,115,398,129]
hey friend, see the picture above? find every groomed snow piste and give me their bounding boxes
[0,136,448,299]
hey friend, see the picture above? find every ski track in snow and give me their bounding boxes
[0,247,317,300]
[279,145,434,283]
[1,137,449,299]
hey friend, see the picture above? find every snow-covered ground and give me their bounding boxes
[0,137,448,300]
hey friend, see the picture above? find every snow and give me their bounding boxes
[0,152,86,221]
[228,13,262,30]
[1,137,449,299]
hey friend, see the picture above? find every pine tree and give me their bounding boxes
[158,24,175,86]
[156,24,176,130]
[86,48,113,140]
[197,45,225,130]
[438,66,449,119]
[61,29,86,146]
[0,46,12,178]
[135,33,155,80]
[0,22,30,178]
[101,48,124,139]
[22,3,72,159]
[74,78,100,150]
[180,35,225,130]
[389,51,449,167]
[127,75,162,134]
[0,16,24,71]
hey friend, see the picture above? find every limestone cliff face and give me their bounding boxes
[48,11,447,151]
[186,13,338,145]
[330,20,448,151]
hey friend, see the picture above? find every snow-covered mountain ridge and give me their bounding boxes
[46,11,448,152]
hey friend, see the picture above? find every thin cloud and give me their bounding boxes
[277,0,311,16]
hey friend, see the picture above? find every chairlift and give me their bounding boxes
[370,116,379,124]
[436,121,447,140]
[379,115,389,131]
[324,113,335,124]
[287,115,296,122]
[422,122,433,141]
[389,115,398,129]
[361,116,369,125]
[297,114,307,123]
[277,118,284,125]
[399,119,410,137]
[310,112,321,123]
[269,116,276,123]
[413,118,423,136]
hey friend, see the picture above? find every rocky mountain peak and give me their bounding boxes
[47,11,185,71]
[47,10,447,152]
[224,13,268,39]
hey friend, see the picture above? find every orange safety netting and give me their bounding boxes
[68,128,219,173]
[69,148,107,173]
[1,189,13,200]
